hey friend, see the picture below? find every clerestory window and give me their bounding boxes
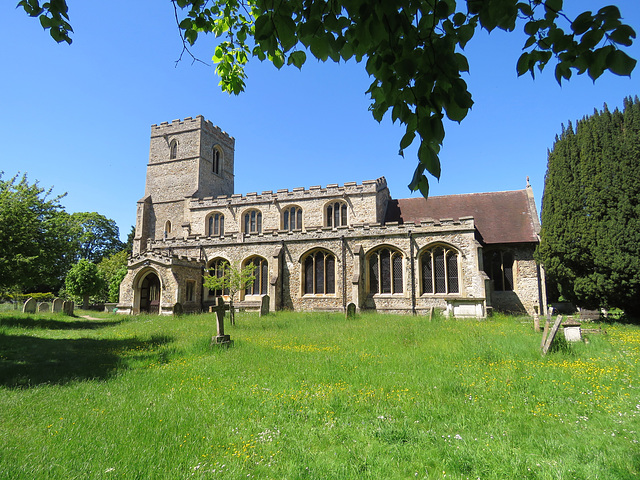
[484,250,514,291]
[303,250,336,295]
[421,245,459,294]
[243,210,262,235]
[207,212,224,237]
[368,247,403,294]
[283,205,303,231]
[326,201,348,228]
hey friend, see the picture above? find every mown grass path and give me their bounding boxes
[1,311,639,479]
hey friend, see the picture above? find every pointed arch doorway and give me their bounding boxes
[140,272,161,314]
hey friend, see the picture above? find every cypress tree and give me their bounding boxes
[538,97,640,317]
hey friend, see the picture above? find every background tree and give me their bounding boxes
[19,0,636,197]
[0,173,75,293]
[537,96,640,316]
[65,259,105,309]
[97,250,129,302]
[70,212,125,263]
[203,261,256,325]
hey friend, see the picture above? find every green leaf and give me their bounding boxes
[418,142,441,180]
[606,49,636,76]
[571,11,593,35]
[400,131,415,150]
[287,50,306,69]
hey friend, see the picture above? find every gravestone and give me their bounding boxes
[345,302,356,319]
[210,297,232,346]
[37,302,50,313]
[562,318,582,342]
[428,306,434,322]
[52,298,64,313]
[259,295,270,317]
[173,302,184,316]
[63,300,74,316]
[533,312,540,332]
[542,315,563,355]
[23,297,36,313]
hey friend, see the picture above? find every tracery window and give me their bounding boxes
[283,205,303,231]
[326,201,347,228]
[368,247,403,294]
[245,256,268,296]
[169,140,178,159]
[303,250,336,295]
[243,210,262,234]
[212,146,222,174]
[484,250,514,291]
[421,245,459,294]
[207,212,224,237]
[207,258,229,297]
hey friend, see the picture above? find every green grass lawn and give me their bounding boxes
[1,310,639,479]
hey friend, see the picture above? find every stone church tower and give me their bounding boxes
[133,116,235,254]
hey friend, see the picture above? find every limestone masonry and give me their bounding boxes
[118,116,546,317]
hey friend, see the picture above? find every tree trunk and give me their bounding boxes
[82,295,89,310]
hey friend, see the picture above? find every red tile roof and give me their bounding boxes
[385,189,540,245]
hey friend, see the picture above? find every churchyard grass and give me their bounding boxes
[1,310,639,479]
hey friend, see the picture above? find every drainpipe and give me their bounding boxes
[341,235,347,311]
[409,230,416,315]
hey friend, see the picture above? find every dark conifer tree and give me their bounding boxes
[537,97,640,317]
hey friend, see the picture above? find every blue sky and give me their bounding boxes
[1,1,638,241]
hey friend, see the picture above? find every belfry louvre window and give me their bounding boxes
[207,258,229,297]
[207,212,224,236]
[245,256,268,296]
[243,210,262,234]
[169,140,177,159]
[326,201,347,227]
[212,146,221,174]
[303,250,336,295]
[368,247,403,294]
[484,250,514,291]
[421,246,459,294]
[283,206,303,231]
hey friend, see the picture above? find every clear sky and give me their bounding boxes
[1,1,638,241]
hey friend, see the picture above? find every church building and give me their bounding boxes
[117,116,546,317]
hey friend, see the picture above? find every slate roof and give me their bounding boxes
[385,189,540,245]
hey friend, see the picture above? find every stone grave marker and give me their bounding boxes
[542,315,563,355]
[210,297,232,346]
[259,295,270,317]
[37,302,50,313]
[345,302,356,319]
[52,298,64,313]
[428,306,434,321]
[63,300,74,316]
[562,318,582,342]
[533,312,540,332]
[173,302,184,316]
[23,297,36,313]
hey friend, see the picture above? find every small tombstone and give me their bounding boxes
[23,297,36,313]
[37,302,51,313]
[428,306,435,322]
[533,312,540,332]
[210,297,232,346]
[259,295,270,317]
[562,318,582,342]
[63,300,74,316]
[173,302,184,316]
[345,302,356,319]
[542,315,563,355]
[52,298,64,313]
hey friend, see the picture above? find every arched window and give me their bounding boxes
[212,146,222,175]
[421,245,459,294]
[368,247,403,294]
[484,250,514,291]
[283,205,303,231]
[207,258,229,297]
[164,220,171,238]
[245,256,268,296]
[243,210,262,234]
[303,250,336,295]
[326,201,347,227]
[207,212,224,237]
[169,140,178,159]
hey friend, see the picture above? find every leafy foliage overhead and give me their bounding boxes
[537,96,640,316]
[19,0,636,196]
